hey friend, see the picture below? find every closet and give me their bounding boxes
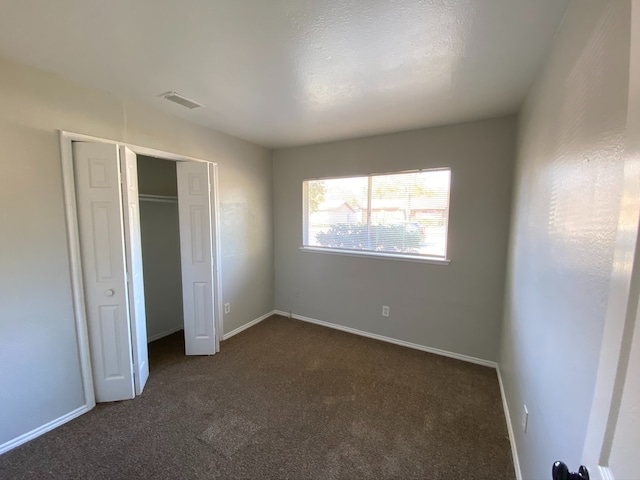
[137,156,184,346]
[67,137,220,403]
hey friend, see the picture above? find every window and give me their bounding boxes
[303,168,451,261]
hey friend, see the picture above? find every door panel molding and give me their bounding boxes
[73,141,135,403]
[177,161,217,355]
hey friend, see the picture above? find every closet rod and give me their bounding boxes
[139,194,178,204]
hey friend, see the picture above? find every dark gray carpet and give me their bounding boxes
[0,315,514,479]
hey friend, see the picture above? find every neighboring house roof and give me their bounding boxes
[317,201,357,212]
[368,195,449,210]
[318,193,449,212]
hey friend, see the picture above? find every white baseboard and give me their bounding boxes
[273,310,497,368]
[147,325,183,343]
[0,404,91,455]
[497,367,523,480]
[222,310,275,340]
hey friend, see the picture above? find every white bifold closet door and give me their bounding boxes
[73,142,147,402]
[120,146,149,395]
[74,143,217,402]
[176,161,217,356]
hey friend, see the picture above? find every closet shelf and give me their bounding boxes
[139,194,178,203]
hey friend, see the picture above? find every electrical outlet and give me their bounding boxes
[224,303,230,314]
[382,305,390,317]
[522,405,529,434]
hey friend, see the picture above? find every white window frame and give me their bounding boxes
[300,168,451,265]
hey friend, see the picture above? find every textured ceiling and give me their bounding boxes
[0,0,569,148]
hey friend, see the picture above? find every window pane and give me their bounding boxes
[306,177,368,248]
[370,170,450,257]
[304,169,450,260]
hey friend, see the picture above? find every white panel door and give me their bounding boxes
[73,142,135,402]
[120,146,149,395]
[176,161,216,355]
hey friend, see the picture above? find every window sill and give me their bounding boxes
[299,246,450,265]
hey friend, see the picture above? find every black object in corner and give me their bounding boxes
[552,461,590,480]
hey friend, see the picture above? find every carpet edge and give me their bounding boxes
[222,310,275,341]
[273,310,497,368]
[148,325,184,343]
[0,405,91,455]
[271,309,521,479]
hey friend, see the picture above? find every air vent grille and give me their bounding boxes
[159,91,203,109]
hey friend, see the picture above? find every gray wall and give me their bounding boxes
[0,57,274,448]
[138,155,178,196]
[273,116,516,362]
[137,157,184,342]
[139,200,183,341]
[499,1,631,478]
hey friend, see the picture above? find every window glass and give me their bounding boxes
[304,169,451,259]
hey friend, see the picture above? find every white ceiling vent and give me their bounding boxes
[159,91,203,109]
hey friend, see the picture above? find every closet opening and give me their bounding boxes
[137,156,185,364]
[61,131,223,405]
